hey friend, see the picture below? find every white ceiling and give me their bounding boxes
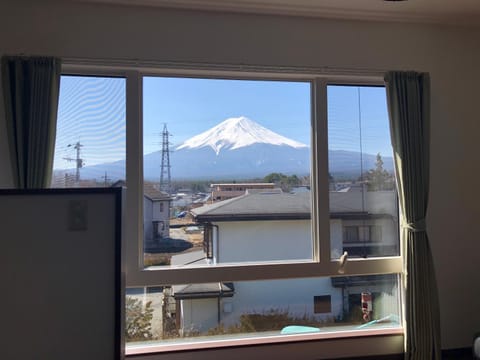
[82,0,480,26]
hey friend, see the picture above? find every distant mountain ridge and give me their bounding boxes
[145,143,310,180]
[58,116,394,181]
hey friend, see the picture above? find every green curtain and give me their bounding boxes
[2,56,61,189]
[384,71,441,359]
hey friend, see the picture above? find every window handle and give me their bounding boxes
[338,251,348,274]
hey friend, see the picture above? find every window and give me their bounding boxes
[314,295,332,314]
[142,76,312,265]
[52,75,126,188]
[328,85,399,260]
[345,226,360,243]
[53,67,403,355]
[203,223,213,259]
[344,225,382,243]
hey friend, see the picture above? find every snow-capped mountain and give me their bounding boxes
[145,116,311,179]
[72,116,393,181]
[176,116,307,155]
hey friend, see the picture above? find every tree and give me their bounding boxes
[364,153,394,191]
[125,297,155,341]
[263,172,302,192]
[263,172,284,184]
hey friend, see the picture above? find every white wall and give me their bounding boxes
[152,200,169,237]
[220,278,343,328]
[178,279,344,335]
[181,298,219,334]
[218,220,312,262]
[1,0,480,352]
[144,199,170,240]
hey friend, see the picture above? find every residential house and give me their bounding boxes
[169,251,234,334]
[169,189,399,334]
[143,183,172,243]
[112,181,172,246]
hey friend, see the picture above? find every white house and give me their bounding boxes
[112,181,172,248]
[170,188,400,335]
[143,183,172,244]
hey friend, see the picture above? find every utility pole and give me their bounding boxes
[63,141,84,183]
[160,124,172,194]
[101,171,111,187]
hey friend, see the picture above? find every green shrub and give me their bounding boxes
[125,297,155,342]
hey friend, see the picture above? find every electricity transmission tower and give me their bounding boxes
[63,141,84,183]
[159,124,172,193]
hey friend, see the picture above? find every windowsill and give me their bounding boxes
[126,326,403,356]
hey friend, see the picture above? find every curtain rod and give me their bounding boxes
[62,57,387,78]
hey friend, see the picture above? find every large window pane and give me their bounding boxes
[51,75,126,187]
[142,77,312,267]
[126,275,401,347]
[327,85,399,259]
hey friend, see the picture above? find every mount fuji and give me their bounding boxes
[144,116,311,180]
[76,116,393,181]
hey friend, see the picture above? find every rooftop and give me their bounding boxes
[211,183,275,187]
[192,190,397,222]
[192,192,311,222]
[143,183,171,201]
[173,282,235,300]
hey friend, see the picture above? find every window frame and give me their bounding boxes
[124,71,401,287]
[60,63,404,354]
[61,63,402,283]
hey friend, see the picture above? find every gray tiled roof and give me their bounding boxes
[191,190,397,221]
[192,192,311,220]
[143,183,171,201]
[112,180,171,201]
[173,282,234,299]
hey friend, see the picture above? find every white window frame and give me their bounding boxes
[61,62,404,356]
[125,71,401,284]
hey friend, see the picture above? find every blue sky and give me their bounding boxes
[143,77,393,157]
[143,77,312,154]
[53,76,126,170]
[54,76,393,170]
[328,85,392,158]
